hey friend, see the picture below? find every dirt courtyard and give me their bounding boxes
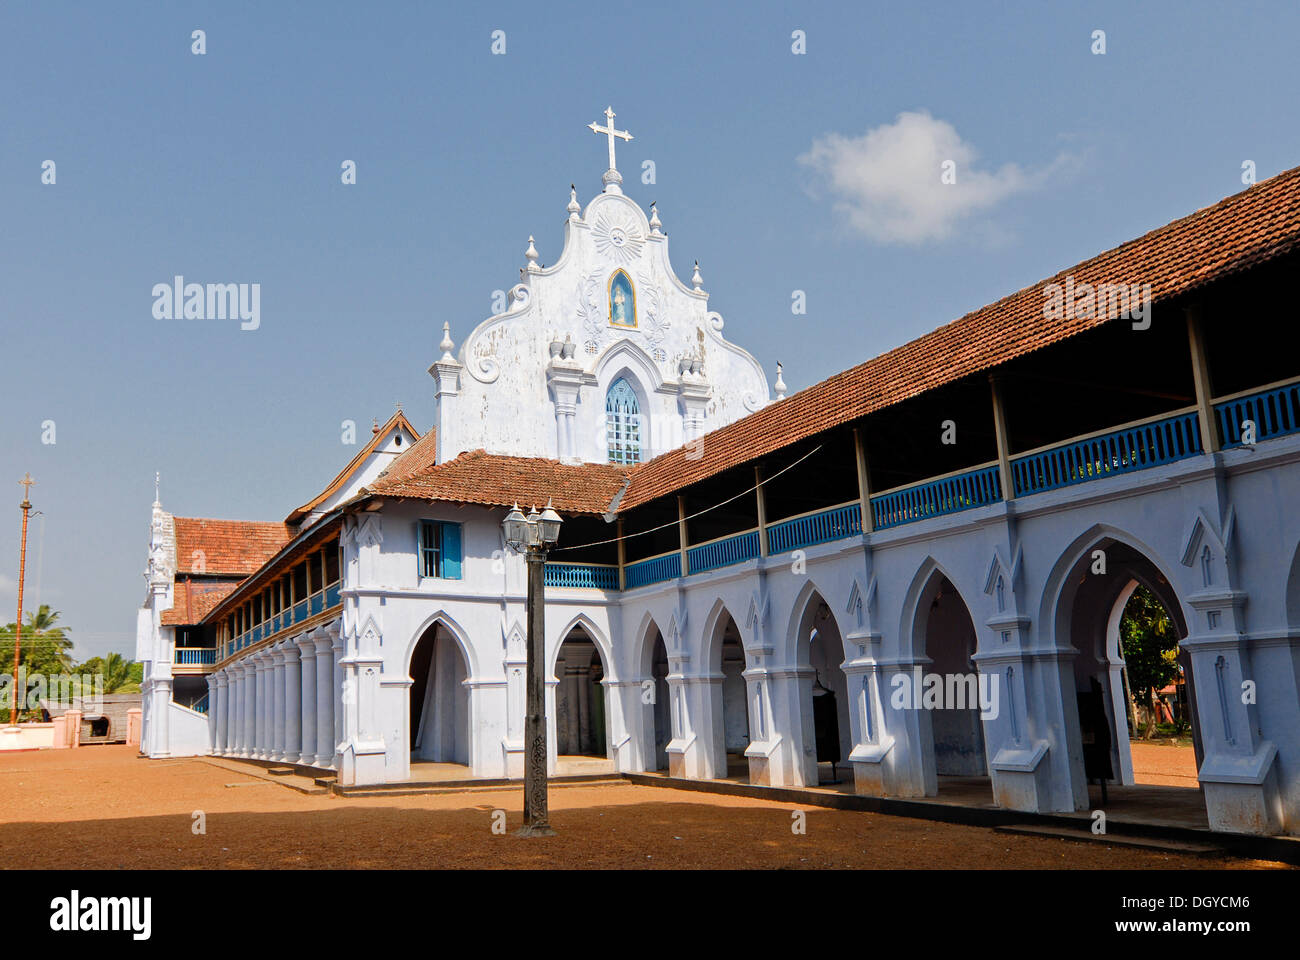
[0,745,1284,870]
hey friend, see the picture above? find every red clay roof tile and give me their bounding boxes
[364,449,632,515]
[172,517,294,576]
[618,164,1300,508]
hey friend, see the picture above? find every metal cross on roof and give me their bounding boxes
[588,106,633,174]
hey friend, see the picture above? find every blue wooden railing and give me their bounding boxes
[192,693,209,714]
[767,503,862,555]
[174,647,216,665]
[688,530,760,574]
[293,600,307,622]
[1011,411,1202,496]
[1216,381,1300,449]
[325,582,341,608]
[625,553,683,589]
[545,563,620,589]
[871,465,1003,530]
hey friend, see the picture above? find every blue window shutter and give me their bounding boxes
[441,522,462,579]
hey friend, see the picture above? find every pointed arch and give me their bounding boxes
[1039,523,1189,646]
[1285,542,1300,626]
[606,377,642,465]
[608,268,636,327]
[633,611,667,678]
[403,610,478,680]
[550,611,617,682]
[783,578,846,668]
[899,557,980,663]
[702,598,746,673]
[593,339,664,393]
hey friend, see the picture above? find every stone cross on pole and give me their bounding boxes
[588,106,632,187]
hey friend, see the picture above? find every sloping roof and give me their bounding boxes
[363,448,633,515]
[373,425,439,486]
[618,163,1300,508]
[285,409,421,524]
[172,517,294,576]
[161,580,241,626]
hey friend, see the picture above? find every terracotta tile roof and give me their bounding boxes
[172,517,294,576]
[161,580,241,626]
[364,448,633,515]
[198,514,344,627]
[619,164,1300,509]
[373,426,439,486]
[285,409,421,523]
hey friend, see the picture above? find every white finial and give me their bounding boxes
[774,362,787,399]
[692,260,703,291]
[525,235,539,270]
[439,322,455,361]
[154,471,161,506]
[649,202,662,235]
[567,183,580,217]
[588,105,633,192]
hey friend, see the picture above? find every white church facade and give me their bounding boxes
[138,113,1300,838]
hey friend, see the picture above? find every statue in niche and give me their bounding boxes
[609,270,635,328]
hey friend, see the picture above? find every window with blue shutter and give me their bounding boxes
[441,523,462,579]
[419,520,463,579]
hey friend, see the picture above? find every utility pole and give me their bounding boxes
[10,474,34,726]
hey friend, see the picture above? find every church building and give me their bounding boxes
[138,110,1300,837]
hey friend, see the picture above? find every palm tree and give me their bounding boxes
[98,652,134,694]
[5,605,74,675]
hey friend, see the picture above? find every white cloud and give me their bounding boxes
[799,110,1061,245]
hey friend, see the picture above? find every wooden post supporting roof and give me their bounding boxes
[755,465,769,556]
[853,427,874,533]
[989,374,1014,500]
[616,518,627,590]
[677,495,689,578]
[1185,302,1219,453]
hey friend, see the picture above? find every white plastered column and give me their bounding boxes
[295,634,318,766]
[313,629,335,768]
[211,672,227,755]
[270,644,286,762]
[283,641,302,767]
[255,650,270,760]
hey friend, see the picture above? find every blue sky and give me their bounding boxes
[2,1,1298,658]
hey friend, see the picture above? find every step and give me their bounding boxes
[994,823,1221,856]
[265,766,296,777]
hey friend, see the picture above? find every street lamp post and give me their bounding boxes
[502,500,563,838]
[9,475,34,728]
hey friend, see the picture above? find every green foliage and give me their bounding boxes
[0,606,75,719]
[1,604,75,675]
[1119,584,1182,738]
[74,652,139,693]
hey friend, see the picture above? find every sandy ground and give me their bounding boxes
[1130,740,1200,787]
[0,745,1285,870]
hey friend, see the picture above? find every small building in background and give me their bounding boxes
[41,694,143,744]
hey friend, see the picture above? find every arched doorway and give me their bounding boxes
[408,622,470,766]
[794,590,851,786]
[554,627,609,758]
[641,625,671,772]
[705,607,750,780]
[913,571,991,797]
[1056,537,1198,798]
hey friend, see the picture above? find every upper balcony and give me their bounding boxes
[547,257,1300,594]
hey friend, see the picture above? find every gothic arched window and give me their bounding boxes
[606,378,642,464]
[609,270,636,328]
